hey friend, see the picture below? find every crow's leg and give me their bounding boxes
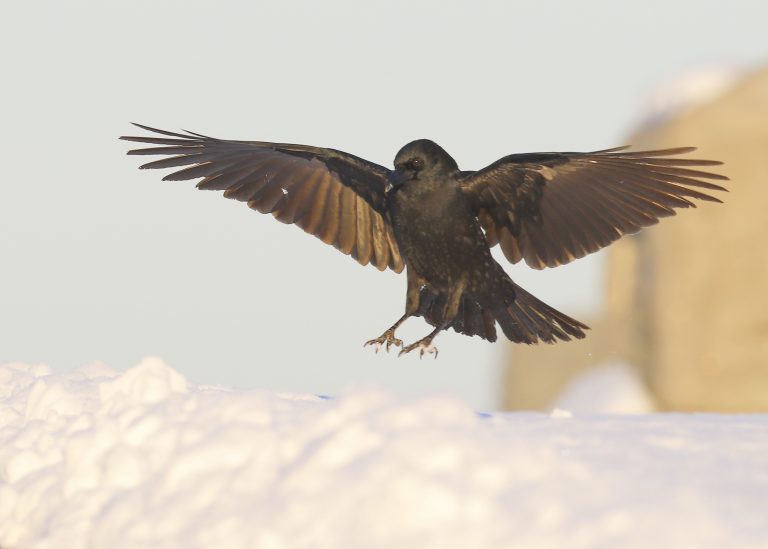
[364,313,408,353]
[398,325,442,358]
[364,268,425,353]
[399,276,467,359]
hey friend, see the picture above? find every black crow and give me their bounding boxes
[121,125,727,357]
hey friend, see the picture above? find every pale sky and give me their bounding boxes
[1,0,766,409]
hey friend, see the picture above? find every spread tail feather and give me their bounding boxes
[493,282,589,344]
[416,282,587,344]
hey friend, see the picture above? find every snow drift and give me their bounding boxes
[1,359,767,548]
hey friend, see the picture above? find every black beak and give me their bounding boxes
[388,169,408,192]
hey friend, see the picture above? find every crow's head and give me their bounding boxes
[393,139,458,184]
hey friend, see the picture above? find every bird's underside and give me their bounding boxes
[121,124,728,357]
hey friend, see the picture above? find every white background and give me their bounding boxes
[1,0,766,409]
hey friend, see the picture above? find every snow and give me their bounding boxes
[2,359,767,549]
[552,362,656,414]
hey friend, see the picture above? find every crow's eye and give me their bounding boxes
[410,158,424,170]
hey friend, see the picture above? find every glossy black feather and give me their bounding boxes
[460,148,727,269]
[121,124,403,273]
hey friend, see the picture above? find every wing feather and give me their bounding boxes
[370,212,389,271]
[122,124,404,272]
[355,196,373,265]
[338,186,358,255]
[318,183,341,245]
[461,147,727,268]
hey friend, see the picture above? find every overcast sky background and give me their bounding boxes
[1,0,766,409]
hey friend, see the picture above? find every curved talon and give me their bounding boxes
[363,340,383,354]
[399,340,439,358]
[420,345,438,359]
[364,332,403,354]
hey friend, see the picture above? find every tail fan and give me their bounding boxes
[493,281,589,344]
[416,282,588,344]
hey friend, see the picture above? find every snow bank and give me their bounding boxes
[1,359,767,549]
[553,362,656,413]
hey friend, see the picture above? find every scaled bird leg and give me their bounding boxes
[365,267,425,354]
[399,276,467,359]
[364,314,408,353]
[398,326,442,358]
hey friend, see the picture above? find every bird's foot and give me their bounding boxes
[398,338,439,359]
[364,330,403,354]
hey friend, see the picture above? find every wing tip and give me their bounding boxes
[128,122,160,134]
[121,122,204,142]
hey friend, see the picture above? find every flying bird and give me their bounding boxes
[121,124,727,357]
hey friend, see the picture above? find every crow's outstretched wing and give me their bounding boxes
[459,147,728,269]
[121,124,404,272]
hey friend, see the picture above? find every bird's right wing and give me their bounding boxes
[121,124,404,272]
[459,147,728,269]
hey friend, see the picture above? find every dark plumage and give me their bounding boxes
[121,124,728,357]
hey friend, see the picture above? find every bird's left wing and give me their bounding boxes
[458,147,728,269]
[121,124,404,272]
